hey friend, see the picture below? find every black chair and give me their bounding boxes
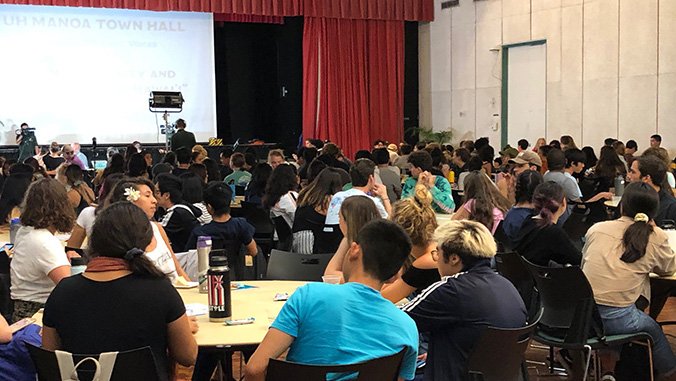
[266,348,405,381]
[271,216,293,252]
[26,343,159,381]
[0,249,12,321]
[241,201,275,258]
[524,259,655,381]
[467,309,542,381]
[266,249,332,281]
[493,220,513,253]
[495,252,537,319]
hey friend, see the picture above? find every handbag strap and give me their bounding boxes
[54,350,118,381]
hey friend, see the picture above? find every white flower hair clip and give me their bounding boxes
[124,187,140,202]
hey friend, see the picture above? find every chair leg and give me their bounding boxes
[647,340,654,381]
[582,345,592,381]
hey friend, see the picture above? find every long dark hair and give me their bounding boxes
[620,182,659,263]
[595,145,626,182]
[514,170,544,205]
[179,172,204,203]
[296,167,342,213]
[463,171,511,231]
[102,153,125,179]
[531,181,565,227]
[581,146,598,169]
[127,153,148,178]
[95,173,127,214]
[202,158,221,182]
[0,164,33,223]
[89,202,164,278]
[262,164,298,210]
[247,163,273,198]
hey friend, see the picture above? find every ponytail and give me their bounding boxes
[126,249,166,278]
[620,213,653,263]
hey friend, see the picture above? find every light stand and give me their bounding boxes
[149,91,184,151]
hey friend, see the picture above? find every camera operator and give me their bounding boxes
[16,123,38,163]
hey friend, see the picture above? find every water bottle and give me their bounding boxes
[207,256,231,322]
[70,257,86,276]
[614,174,625,197]
[9,218,20,244]
[197,236,212,294]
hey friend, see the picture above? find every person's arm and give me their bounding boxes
[67,224,87,249]
[371,183,391,216]
[167,313,198,366]
[245,328,295,381]
[324,238,349,282]
[428,176,455,213]
[154,222,191,281]
[451,203,470,220]
[246,239,258,256]
[47,266,71,285]
[0,315,12,343]
[67,189,81,208]
[401,281,458,332]
[586,192,613,203]
[652,238,676,277]
[381,278,416,303]
[42,326,62,350]
[400,178,414,199]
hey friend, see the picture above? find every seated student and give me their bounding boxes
[171,147,191,177]
[245,219,419,381]
[451,171,511,235]
[511,182,582,267]
[10,179,75,322]
[106,178,190,283]
[180,172,211,225]
[496,150,542,204]
[381,184,439,303]
[582,182,676,379]
[324,159,390,225]
[42,202,198,381]
[0,314,41,380]
[502,170,544,242]
[155,173,201,253]
[245,163,272,206]
[324,196,383,282]
[61,164,95,216]
[627,155,676,227]
[223,152,252,187]
[372,148,402,202]
[184,181,257,258]
[262,164,299,230]
[292,168,343,254]
[402,150,455,214]
[401,220,527,381]
[0,163,33,224]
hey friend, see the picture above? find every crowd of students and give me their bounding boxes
[0,130,676,380]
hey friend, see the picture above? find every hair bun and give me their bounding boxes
[124,248,145,261]
[413,183,432,207]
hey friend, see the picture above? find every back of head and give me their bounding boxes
[50,141,60,154]
[560,135,577,149]
[204,181,233,216]
[354,150,372,161]
[323,143,340,158]
[90,202,164,278]
[188,163,207,182]
[546,149,566,171]
[302,147,318,163]
[127,153,148,177]
[581,146,597,168]
[248,163,273,196]
[354,219,412,282]
[97,173,127,213]
[596,145,624,179]
[297,167,343,210]
[175,147,191,165]
[477,145,494,164]
[474,137,490,151]
[152,163,172,178]
[307,158,328,184]
[176,118,186,129]
[340,196,381,243]
[531,181,565,227]
[612,141,625,156]
[20,178,75,232]
[518,139,529,150]
[626,140,638,150]
[515,170,544,204]
[230,152,246,169]
[262,163,298,209]
[604,137,617,146]
[463,171,511,229]
[244,152,257,168]
[454,148,470,163]
[155,173,183,204]
[620,182,659,263]
[549,140,561,150]
[400,144,412,155]
[434,220,497,270]
[349,159,376,187]
[371,148,390,165]
[64,163,84,186]
[425,146,444,167]
[408,150,433,172]
[415,141,427,151]
[466,155,483,171]
[0,164,33,223]
[179,172,204,203]
[391,184,437,247]
[635,155,667,188]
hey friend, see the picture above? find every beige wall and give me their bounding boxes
[419,0,676,155]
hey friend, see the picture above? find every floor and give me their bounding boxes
[177,298,676,380]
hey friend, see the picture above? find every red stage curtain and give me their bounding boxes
[302,17,404,158]
[0,0,433,21]
[213,13,283,24]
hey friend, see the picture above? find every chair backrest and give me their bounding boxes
[523,259,599,344]
[494,252,536,312]
[266,349,406,381]
[266,249,332,281]
[272,216,293,251]
[467,310,542,381]
[26,343,159,381]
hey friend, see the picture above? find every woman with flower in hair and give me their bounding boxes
[511,181,581,266]
[582,182,676,379]
[105,178,190,283]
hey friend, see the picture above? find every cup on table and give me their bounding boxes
[322,275,341,284]
[612,196,621,206]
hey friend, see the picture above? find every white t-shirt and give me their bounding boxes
[147,222,179,283]
[270,191,298,228]
[324,188,388,225]
[76,206,96,239]
[10,226,69,303]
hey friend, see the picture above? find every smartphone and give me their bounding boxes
[9,317,35,333]
[2,243,13,252]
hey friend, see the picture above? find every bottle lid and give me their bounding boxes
[71,257,85,266]
[210,256,228,267]
[197,236,212,248]
[10,218,19,224]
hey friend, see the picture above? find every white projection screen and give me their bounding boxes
[0,4,216,145]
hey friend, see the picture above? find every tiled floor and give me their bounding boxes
[179,299,676,381]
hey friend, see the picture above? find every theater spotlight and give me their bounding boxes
[149,91,184,112]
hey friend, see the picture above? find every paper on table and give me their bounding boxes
[185,303,208,316]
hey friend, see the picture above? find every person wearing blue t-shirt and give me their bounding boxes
[401,220,527,381]
[245,220,419,381]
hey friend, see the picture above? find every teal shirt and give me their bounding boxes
[223,170,251,187]
[401,176,455,214]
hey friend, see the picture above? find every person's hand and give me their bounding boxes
[189,316,199,334]
[66,250,81,260]
[417,353,428,361]
[599,192,613,200]
[371,183,389,202]
[420,171,436,188]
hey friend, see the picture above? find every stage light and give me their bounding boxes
[149,91,184,112]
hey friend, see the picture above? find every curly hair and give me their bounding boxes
[262,164,298,210]
[20,178,75,232]
[391,184,437,248]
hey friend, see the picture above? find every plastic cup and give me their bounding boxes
[322,275,341,284]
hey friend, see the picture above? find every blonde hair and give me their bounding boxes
[391,184,437,247]
[434,220,496,261]
[192,144,207,161]
[340,196,381,243]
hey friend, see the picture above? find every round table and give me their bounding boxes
[181,280,306,348]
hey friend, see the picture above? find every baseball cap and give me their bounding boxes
[499,145,518,159]
[510,150,542,167]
